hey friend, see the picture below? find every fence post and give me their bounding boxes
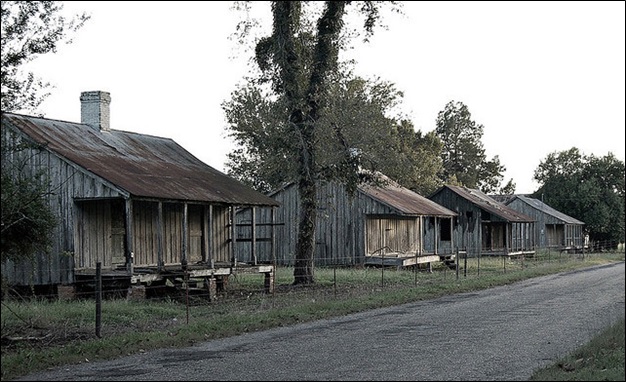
[380,251,385,289]
[414,251,418,286]
[455,249,459,280]
[464,250,467,278]
[95,262,102,338]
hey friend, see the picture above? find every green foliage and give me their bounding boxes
[499,178,516,195]
[230,1,402,284]
[224,75,443,195]
[223,85,299,193]
[383,121,444,196]
[530,318,625,381]
[435,100,512,194]
[1,128,56,263]
[533,147,625,245]
[1,1,89,112]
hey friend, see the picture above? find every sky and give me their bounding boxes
[21,1,625,195]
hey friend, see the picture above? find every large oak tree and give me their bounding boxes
[231,1,402,284]
[224,75,443,196]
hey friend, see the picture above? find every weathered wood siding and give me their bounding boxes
[209,205,231,263]
[75,200,232,270]
[430,189,484,256]
[74,199,125,269]
[2,126,236,286]
[2,127,123,285]
[422,217,454,255]
[430,188,535,256]
[236,182,363,266]
[506,198,584,249]
[236,181,455,266]
[365,217,421,255]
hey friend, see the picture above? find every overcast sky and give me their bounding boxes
[22,1,625,194]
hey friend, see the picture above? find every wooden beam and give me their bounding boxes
[182,203,188,269]
[124,199,134,274]
[251,207,257,265]
[157,202,164,271]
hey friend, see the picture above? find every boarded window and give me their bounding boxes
[440,218,451,241]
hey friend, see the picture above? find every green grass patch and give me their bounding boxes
[530,318,625,381]
[2,251,624,381]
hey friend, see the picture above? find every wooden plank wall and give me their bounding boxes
[75,201,232,270]
[2,127,123,286]
[2,127,235,286]
[430,189,482,257]
[236,181,441,266]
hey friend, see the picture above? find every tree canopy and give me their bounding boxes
[1,1,89,112]
[224,74,443,195]
[1,1,87,265]
[231,1,402,284]
[435,100,513,194]
[533,147,625,247]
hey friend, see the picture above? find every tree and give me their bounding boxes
[533,147,625,247]
[1,1,89,112]
[435,100,513,194]
[498,178,516,195]
[1,128,56,264]
[232,1,402,284]
[382,120,443,196]
[224,75,442,195]
[1,1,87,266]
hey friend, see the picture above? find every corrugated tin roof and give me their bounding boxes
[438,185,534,222]
[359,183,457,217]
[489,194,516,204]
[510,195,584,225]
[2,112,279,206]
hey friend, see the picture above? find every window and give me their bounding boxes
[440,218,452,241]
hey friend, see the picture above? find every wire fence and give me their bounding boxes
[3,240,624,302]
[0,243,623,361]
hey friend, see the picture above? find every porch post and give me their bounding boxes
[251,207,257,265]
[271,206,276,266]
[157,202,164,271]
[124,199,134,274]
[230,207,237,266]
[182,203,188,269]
[203,205,212,267]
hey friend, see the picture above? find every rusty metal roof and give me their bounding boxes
[2,113,279,206]
[436,185,534,222]
[508,195,584,225]
[359,183,457,217]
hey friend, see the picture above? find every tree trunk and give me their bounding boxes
[294,172,316,285]
[270,1,347,285]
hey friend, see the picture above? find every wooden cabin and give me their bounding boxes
[1,91,279,299]
[236,176,458,268]
[491,195,585,251]
[429,185,536,257]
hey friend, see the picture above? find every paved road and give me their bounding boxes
[19,262,625,381]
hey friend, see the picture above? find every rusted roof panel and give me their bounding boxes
[441,185,534,222]
[359,183,457,217]
[513,195,584,225]
[3,113,279,206]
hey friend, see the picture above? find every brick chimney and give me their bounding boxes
[80,91,111,131]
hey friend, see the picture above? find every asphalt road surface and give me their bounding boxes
[18,262,625,381]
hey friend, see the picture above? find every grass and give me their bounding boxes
[530,317,625,381]
[1,251,624,381]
